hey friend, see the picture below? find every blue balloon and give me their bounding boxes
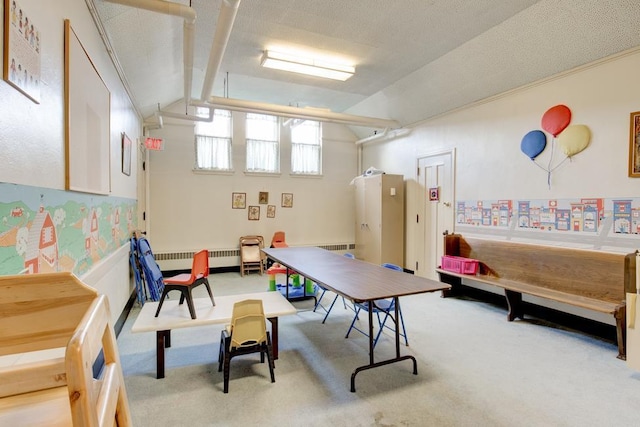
[520,130,546,160]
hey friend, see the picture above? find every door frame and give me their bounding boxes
[137,140,148,234]
[413,148,456,279]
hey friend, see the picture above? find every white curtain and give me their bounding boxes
[291,120,321,174]
[246,139,278,172]
[196,135,231,169]
[291,143,320,174]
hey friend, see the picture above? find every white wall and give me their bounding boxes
[0,0,141,322]
[146,108,359,266]
[364,49,640,235]
[361,49,640,324]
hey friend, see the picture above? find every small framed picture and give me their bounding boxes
[232,192,246,209]
[248,205,260,220]
[629,110,640,177]
[259,191,269,204]
[121,133,132,176]
[282,193,293,208]
[267,205,276,218]
[429,187,439,201]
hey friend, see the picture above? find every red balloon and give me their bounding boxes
[541,105,571,137]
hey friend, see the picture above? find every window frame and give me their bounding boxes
[245,113,280,174]
[290,120,322,176]
[194,108,233,172]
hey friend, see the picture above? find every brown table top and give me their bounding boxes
[262,247,450,302]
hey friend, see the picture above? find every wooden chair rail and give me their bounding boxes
[437,234,631,360]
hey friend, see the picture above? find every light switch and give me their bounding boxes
[390,187,396,196]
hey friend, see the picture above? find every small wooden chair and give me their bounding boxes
[239,236,265,276]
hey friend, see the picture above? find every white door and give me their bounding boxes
[415,150,455,280]
[137,142,147,233]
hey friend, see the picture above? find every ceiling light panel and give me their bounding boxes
[261,50,355,81]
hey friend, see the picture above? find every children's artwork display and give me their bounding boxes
[3,0,41,103]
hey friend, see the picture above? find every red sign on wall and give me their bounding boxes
[144,137,164,151]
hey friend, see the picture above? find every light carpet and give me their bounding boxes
[117,272,640,427]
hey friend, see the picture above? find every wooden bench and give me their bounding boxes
[0,272,132,426]
[435,234,631,360]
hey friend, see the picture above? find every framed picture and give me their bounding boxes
[282,193,293,208]
[248,205,260,220]
[232,192,246,209]
[121,133,132,176]
[259,191,269,204]
[629,111,640,177]
[267,205,276,218]
[3,0,41,103]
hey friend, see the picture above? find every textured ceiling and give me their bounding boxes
[92,0,640,129]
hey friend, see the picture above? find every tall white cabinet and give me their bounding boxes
[354,174,404,267]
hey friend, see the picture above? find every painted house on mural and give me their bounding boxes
[613,200,632,233]
[24,206,59,273]
[111,206,120,241]
[85,208,99,256]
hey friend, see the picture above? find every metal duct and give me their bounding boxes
[200,0,241,100]
[202,97,400,128]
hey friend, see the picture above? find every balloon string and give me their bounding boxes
[533,160,547,172]
[548,136,555,172]
[550,156,569,172]
[532,160,552,188]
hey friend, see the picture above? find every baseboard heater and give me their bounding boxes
[155,243,355,269]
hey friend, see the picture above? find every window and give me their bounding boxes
[245,113,279,173]
[195,108,232,171]
[291,120,322,175]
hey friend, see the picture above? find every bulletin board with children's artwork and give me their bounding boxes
[3,0,42,103]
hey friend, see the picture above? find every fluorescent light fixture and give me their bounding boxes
[261,50,355,81]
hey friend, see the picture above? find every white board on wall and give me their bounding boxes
[64,19,110,195]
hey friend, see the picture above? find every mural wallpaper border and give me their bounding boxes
[0,182,137,276]
[454,197,640,253]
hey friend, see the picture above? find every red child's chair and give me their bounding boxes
[270,231,288,248]
[154,249,215,319]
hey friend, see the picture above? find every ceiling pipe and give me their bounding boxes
[283,118,305,128]
[103,0,400,131]
[202,96,400,128]
[355,127,412,145]
[200,0,241,100]
[103,0,196,113]
[143,111,164,135]
[355,128,389,145]
[159,108,214,122]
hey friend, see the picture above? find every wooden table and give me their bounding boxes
[131,291,297,378]
[262,246,450,392]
